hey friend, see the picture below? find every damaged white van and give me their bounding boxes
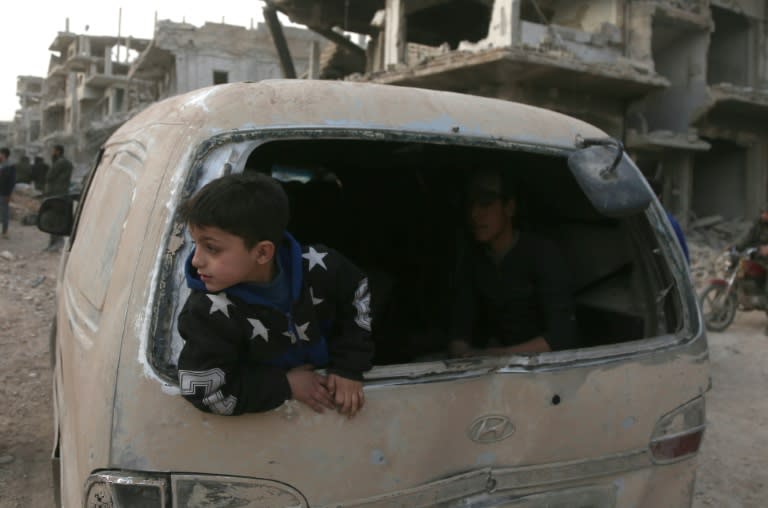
[39,80,708,507]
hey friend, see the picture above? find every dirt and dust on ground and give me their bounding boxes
[0,192,766,507]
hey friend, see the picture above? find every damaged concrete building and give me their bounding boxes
[10,19,323,177]
[38,30,152,171]
[271,0,768,226]
[0,121,12,149]
[13,76,44,159]
[129,20,323,105]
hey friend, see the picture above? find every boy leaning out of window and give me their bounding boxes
[176,172,374,417]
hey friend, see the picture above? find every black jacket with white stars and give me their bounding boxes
[176,233,374,415]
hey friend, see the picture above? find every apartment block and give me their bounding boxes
[129,20,324,105]
[272,0,768,225]
[13,76,44,159]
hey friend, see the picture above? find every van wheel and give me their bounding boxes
[700,285,737,332]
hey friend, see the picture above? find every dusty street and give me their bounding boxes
[0,215,767,507]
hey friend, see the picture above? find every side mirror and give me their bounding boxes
[37,197,74,235]
[567,136,653,218]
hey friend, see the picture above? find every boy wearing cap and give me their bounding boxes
[450,169,576,356]
[176,172,373,416]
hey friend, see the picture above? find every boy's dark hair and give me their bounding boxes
[468,168,517,205]
[0,148,9,158]
[53,144,65,155]
[180,172,290,247]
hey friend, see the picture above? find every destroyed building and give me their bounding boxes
[129,20,323,105]
[0,121,12,148]
[270,0,768,227]
[10,19,324,177]
[13,76,44,159]
[40,30,152,171]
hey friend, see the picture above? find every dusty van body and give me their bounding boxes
[46,81,708,507]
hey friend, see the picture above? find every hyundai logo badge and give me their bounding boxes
[468,415,516,443]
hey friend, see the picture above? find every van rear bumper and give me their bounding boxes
[83,456,697,508]
[322,449,698,507]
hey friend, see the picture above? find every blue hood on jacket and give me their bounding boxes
[185,232,304,307]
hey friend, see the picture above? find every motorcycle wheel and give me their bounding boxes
[700,284,738,332]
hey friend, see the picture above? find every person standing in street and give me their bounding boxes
[0,148,16,240]
[44,144,73,251]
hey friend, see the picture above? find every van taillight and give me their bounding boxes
[85,471,308,507]
[649,396,706,463]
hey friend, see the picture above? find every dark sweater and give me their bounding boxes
[177,233,374,415]
[0,163,15,197]
[451,232,577,351]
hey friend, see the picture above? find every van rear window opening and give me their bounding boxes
[150,138,683,379]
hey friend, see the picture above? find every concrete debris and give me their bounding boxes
[13,183,42,198]
[29,275,45,288]
[1,251,15,261]
[0,455,15,465]
[691,215,724,229]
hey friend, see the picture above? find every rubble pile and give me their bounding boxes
[686,215,753,290]
[9,183,42,224]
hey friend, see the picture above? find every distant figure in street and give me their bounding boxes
[31,156,49,192]
[0,148,16,240]
[44,144,73,251]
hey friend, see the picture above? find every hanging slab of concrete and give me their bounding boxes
[693,84,768,127]
[626,129,711,152]
[129,41,175,81]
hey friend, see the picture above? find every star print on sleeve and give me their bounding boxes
[283,322,311,344]
[310,287,324,306]
[207,293,234,318]
[248,318,269,342]
[302,247,328,272]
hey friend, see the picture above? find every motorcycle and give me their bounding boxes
[700,247,767,332]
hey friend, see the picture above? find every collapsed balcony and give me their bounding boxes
[271,0,669,98]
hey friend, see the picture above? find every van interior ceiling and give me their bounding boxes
[235,139,680,366]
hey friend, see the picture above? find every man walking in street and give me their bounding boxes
[0,148,16,240]
[44,144,73,251]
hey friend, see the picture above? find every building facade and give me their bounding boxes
[129,20,324,106]
[273,0,768,226]
[10,19,324,178]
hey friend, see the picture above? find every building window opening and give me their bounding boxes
[707,7,752,87]
[114,88,125,113]
[213,71,229,85]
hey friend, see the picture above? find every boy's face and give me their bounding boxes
[189,224,274,292]
[469,196,515,244]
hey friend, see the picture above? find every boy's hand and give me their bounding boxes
[327,374,364,417]
[286,365,335,413]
